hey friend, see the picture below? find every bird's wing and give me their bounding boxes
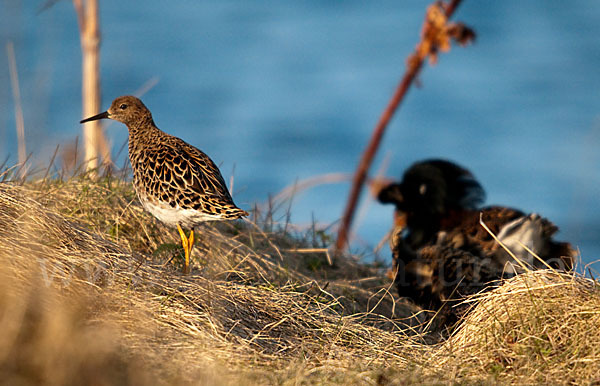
[176,139,234,202]
[138,138,245,216]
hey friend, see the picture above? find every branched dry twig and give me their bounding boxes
[336,0,475,252]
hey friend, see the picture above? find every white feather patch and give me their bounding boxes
[496,214,545,274]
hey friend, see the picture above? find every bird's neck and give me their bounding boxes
[127,118,161,155]
[127,115,157,135]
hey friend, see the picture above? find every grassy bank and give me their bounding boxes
[0,175,599,385]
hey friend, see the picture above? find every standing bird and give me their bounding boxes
[375,159,574,324]
[81,96,248,273]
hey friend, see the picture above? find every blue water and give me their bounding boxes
[1,1,600,266]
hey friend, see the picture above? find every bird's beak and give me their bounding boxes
[80,111,110,123]
[375,182,404,205]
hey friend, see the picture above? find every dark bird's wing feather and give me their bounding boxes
[391,231,500,326]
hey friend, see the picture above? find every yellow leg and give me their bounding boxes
[177,224,191,274]
[188,228,195,260]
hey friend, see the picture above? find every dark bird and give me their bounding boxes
[376,159,575,324]
[81,96,248,273]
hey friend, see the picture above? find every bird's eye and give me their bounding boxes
[419,184,427,195]
[119,103,128,110]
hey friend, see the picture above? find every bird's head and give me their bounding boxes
[376,159,486,229]
[80,95,153,128]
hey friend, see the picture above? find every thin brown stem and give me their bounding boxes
[6,42,26,175]
[335,0,464,252]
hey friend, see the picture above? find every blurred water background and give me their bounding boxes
[1,1,599,266]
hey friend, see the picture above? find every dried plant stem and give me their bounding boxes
[335,0,464,252]
[6,42,26,175]
[269,172,352,208]
[74,0,111,174]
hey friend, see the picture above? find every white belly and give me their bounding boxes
[141,199,225,228]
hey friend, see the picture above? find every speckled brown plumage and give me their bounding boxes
[81,95,247,272]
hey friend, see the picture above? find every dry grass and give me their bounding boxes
[0,174,599,385]
[432,271,600,384]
